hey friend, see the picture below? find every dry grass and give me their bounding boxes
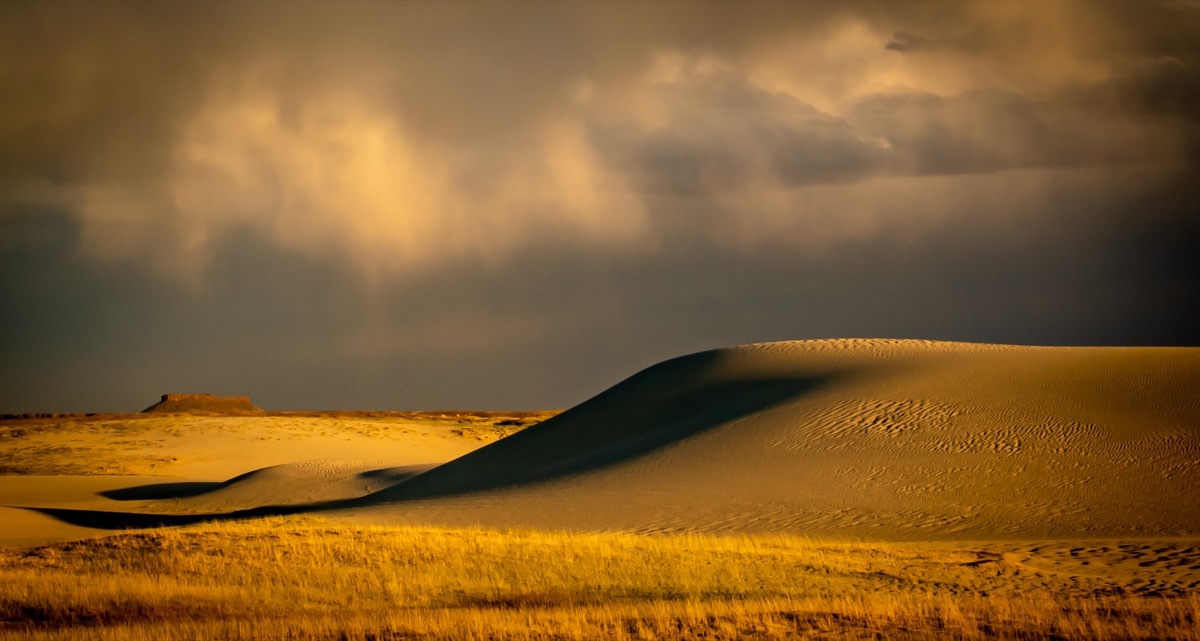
[1,517,1195,640]
[0,412,553,475]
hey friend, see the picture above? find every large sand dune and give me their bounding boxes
[5,340,1198,641]
[7,339,1199,543]
[344,339,1200,540]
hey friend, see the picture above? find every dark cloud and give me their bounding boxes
[594,77,887,194]
[4,166,1196,413]
[884,32,933,53]
[1,1,1198,411]
[847,87,1183,175]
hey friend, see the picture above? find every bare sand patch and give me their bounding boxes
[347,339,1200,540]
[9,341,1197,541]
[0,411,554,546]
[2,339,1198,639]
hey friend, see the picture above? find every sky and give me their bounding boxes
[2,1,1198,413]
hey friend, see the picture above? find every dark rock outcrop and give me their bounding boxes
[142,393,263,415]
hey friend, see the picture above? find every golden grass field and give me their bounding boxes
[2,340,1198,638]
[3,517,1198,640]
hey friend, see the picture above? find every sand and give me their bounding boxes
[3,339,1198,641]
[3,339,1198,542]
[0,411,550,546]
[342,339,1200,540]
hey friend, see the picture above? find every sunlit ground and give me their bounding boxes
[3,517,1198,640]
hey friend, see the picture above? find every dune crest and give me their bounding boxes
[352,339,1200,540]
[137,460,434,513]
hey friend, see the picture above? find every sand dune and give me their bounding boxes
[344,339,1200,540]
[0,412,546,546]
[5,340,1200,640]
[7,339,1199,542]
[136,460,434,513]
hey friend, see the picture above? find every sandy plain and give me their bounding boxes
[0,410,547,548]
[2,339,1198,639]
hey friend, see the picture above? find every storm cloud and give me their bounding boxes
[1,1,1197,411]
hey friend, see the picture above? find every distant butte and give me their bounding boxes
[142,393,264,415]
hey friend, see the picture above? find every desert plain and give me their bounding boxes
[2,339,1199,639]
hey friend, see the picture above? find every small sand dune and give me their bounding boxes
[131,460,435,513]
[0,412,536,546]
[347,339,1200,540]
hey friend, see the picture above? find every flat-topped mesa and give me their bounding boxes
[143,393,263,415]
[161,393,252,404]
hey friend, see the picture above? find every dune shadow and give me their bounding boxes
[359,466,432,483]
[360,349,840,503]
[24,349,845,532]
[98,482,222,501]
[26,464,443,532]
[19,503,320,530]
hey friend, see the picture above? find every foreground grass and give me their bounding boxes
[1,517,1196,640]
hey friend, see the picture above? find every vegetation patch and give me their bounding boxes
[1,518,1196,640]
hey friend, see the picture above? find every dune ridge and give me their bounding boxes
[5,338,1198,641]
[346,339,1200,540]
[8,339,1199,543]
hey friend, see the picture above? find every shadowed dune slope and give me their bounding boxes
[354,339,1200,540]
[129,461,434,513]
